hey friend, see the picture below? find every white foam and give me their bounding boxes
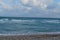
[0,19,35,24]
[42,20,60,23]
[11,19,22,22]
[11,19,35,23]
[0,32,60,36]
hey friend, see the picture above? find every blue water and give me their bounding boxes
[0,17,60,35]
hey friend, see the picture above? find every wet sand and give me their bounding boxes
[0,34,60,40]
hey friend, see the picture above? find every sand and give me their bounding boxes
[0,34,60,40]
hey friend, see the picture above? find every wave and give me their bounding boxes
[41,20,60,24]
[0,32,60,36]
[0,19,36,24]
[0,18,60,24]
[0,18,60,35]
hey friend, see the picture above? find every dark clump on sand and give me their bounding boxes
[0,34,60,40]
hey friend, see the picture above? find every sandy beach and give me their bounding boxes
[0,34,60,40]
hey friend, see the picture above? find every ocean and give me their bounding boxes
[0,17,60,35]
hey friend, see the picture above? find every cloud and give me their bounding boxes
[0,0,53,11]
[0,2,13,10]
[57,2,60,7]
[20,0,53,10]
[0,0,2,2]
[0,0,60,18]
[21,0,29,4]
[32,0,40,6]
[9,0,13,2]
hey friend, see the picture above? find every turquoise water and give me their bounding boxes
[0,17,60,35]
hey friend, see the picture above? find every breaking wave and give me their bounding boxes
[41,20,60,23]
[0,18,60,35]
[0,18,60,24]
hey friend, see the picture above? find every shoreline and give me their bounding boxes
[0,32,60,36]
[0,34,60,40]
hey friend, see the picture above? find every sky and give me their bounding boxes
[0,0,60,18]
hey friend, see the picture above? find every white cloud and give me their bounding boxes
[0,0,2,2]
[0,2,13,10]
[0,0,54,11]
[0,0,60,17]
[40,3,47,10]
[9,0,13,2]
[20,0,53,10]
[26,7,32,10]
[32,0,40,6]
[53,8,60,13]
[58,2,60,6]
[21,0,29,4]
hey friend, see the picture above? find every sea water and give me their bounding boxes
[0,17,60,35]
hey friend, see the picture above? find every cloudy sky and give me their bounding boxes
[0,0,60,18]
